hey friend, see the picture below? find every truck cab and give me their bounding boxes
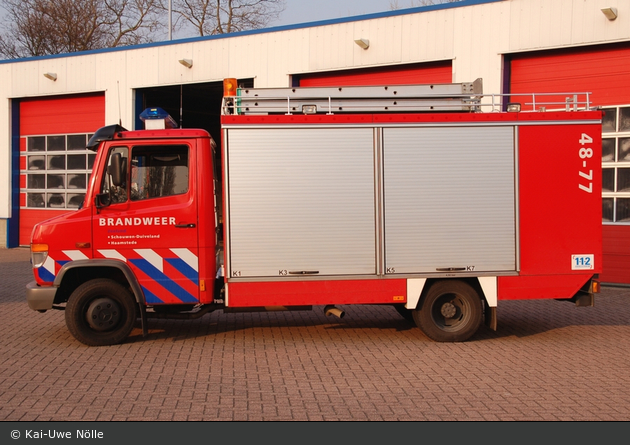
[26,115,220,345]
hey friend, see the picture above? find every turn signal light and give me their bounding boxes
[31,243,48,252]
[591,279,601,293]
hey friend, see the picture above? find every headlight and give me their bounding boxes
[30,244,49,268]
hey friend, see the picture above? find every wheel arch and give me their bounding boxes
[406,277,498,331]
[52,259,145,306]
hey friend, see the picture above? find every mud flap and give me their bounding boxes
[561,276,598,308]
[571,292,595,307]
[484,304,497,331]
[139,301,148,337]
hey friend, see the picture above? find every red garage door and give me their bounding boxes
[295,60,452,87]
[509,42,630,284]
[19,93,105,246]
[510,42,630,107]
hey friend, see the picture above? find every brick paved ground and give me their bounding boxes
[1,246,629,421]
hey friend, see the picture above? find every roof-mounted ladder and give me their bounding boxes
[222,79,483,115]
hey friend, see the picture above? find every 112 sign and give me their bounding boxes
[572,254,594,270]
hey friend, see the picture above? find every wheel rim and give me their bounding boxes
[85,297,122,332]
[430,292,472,332]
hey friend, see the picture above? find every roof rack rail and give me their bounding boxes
[223,79,483,115]
[222,79,593,115]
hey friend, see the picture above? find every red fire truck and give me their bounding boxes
[26,79,602,346]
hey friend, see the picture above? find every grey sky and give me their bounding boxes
[272,0,399,26]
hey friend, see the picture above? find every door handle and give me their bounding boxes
[175,223,196,228]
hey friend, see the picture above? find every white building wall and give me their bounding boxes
[1,0,630,221]
[0,63,11,222]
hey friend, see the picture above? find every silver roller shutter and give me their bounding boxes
[226,127,377,278]
[383,126,517,274]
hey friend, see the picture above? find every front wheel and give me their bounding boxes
[65,278,137,346]
[413,280,482,342]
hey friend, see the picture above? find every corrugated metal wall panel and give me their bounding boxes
[66,56,98,92]
[226,127,376,278]
[349,16,405,66]
[307,24,353,72]
[383,126,516,274]
[508,0,574,50]
[508,0,630,52]
[401,9,456,62]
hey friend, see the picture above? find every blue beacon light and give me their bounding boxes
[139,107,178,129]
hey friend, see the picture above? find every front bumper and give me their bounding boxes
[26,281,58,311]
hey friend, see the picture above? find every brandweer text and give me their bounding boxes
[99,217,176,227]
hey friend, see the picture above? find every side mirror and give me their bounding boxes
[95,193,111,209]
[108,153,124,187]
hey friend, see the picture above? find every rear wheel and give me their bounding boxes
[65,278,137,346]
[413,280,482,342]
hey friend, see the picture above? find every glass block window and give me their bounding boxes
[602,105,630,223]
[21,133,95,209]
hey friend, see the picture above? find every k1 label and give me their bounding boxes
[572,254,594,270]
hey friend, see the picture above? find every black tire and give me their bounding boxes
[65,278,137,346]
[413,280,482,342]
[393,304,415,323]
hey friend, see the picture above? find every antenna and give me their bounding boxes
[117,81,122,126]
[180,78,183,128]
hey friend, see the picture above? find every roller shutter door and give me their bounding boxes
[509,42,630,107]
[19,94,105,246]
[296,61,452,87]
[509,43,630,284]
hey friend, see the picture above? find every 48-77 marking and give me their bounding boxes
[578,133,594,194]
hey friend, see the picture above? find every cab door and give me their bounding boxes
[92,141,200,305]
